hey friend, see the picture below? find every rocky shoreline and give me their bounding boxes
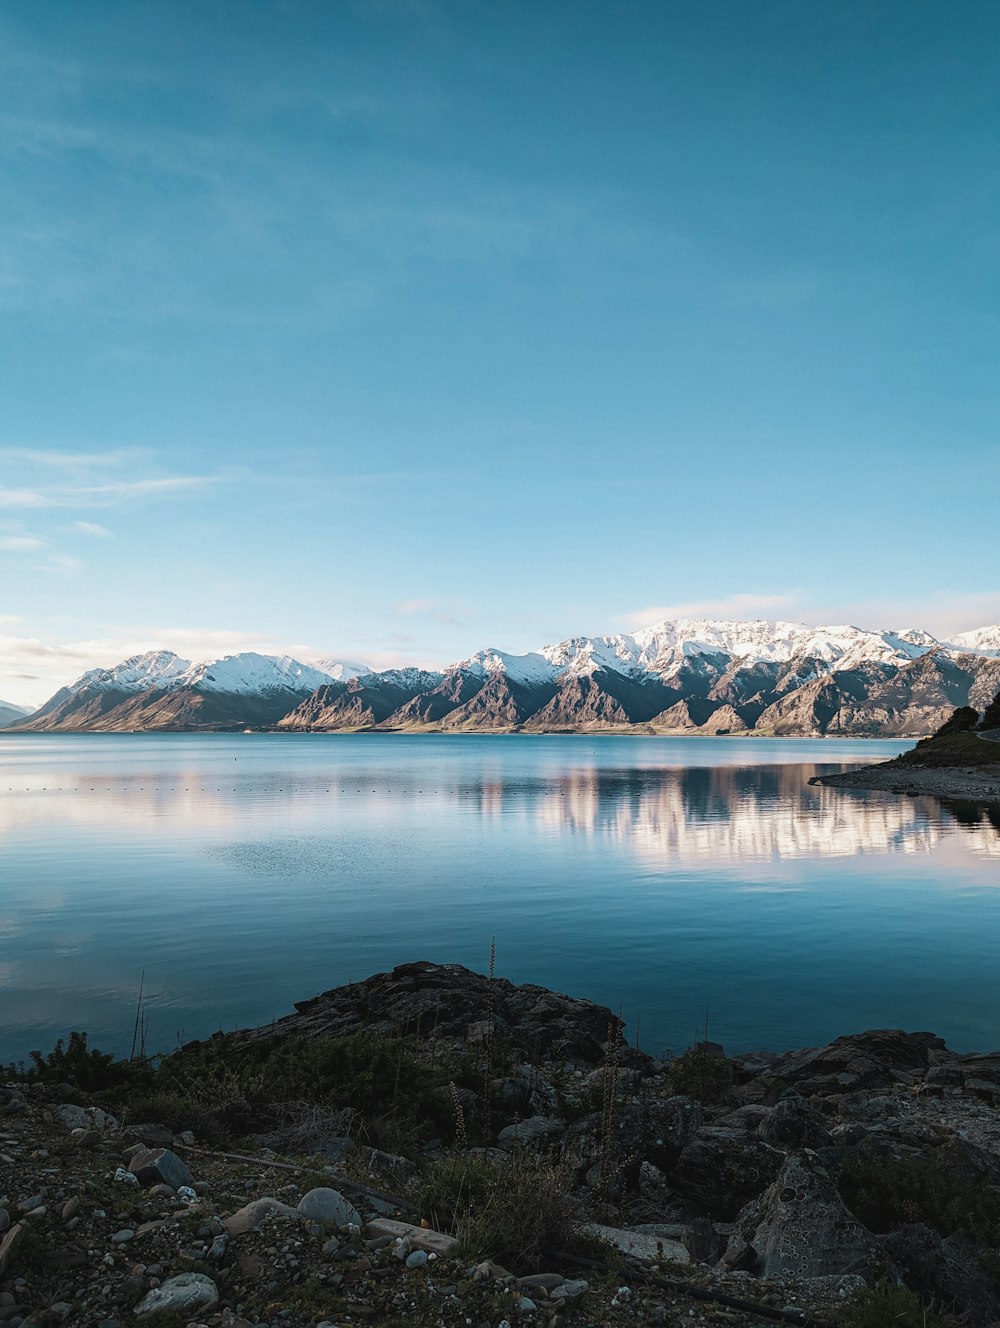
[5,961,1000,1327]
[812,762,1000,804]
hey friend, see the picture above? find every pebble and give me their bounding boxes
[405,1249,429,1269]
[111,1229,135,1244]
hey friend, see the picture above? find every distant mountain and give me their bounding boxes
[0,698,30,729]
[9,619,1000,736]
[17,650,357,732]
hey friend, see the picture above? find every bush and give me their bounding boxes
[419,1151,575,1271]
[981,689,1000,731]
[667,1045,733,1104]
[4,1031,155,1094]
[839,1280,956,1328]
[839,1145,1000,1245]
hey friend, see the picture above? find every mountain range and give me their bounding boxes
[6,618,1000,737]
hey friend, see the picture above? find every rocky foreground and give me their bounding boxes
[4,962,1000,1326]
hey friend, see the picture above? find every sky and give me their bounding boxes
[2,0,999,706]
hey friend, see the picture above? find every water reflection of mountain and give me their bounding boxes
[1,760,996,864]
[524,764,1000,862]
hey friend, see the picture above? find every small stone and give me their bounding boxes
[405,1249,429,1269]
[60,1197,80,1222]
[111,1229,135,1244]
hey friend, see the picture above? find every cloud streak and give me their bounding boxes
[0,475,213,509]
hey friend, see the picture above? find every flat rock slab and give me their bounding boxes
[582,1222,689,1265]
[366,1218,460,1257]
[224,1197,301,1237]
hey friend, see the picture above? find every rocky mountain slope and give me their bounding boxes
[10,619,1000,736]
[0,699,29,729]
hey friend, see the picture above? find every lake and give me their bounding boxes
[2,732,999,1064]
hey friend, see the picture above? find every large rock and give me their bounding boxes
[730,1152,878,1280]
[128,1147,194,1191]
[581,1222,689,1265]
[562,1096,703,1191]
[757,1095,832,1149]
[671,1127,784,1219]
[883,1224,1000,1326]
[497,1116,564,1150]
[765,1029,945,1097]
[135,1272,218,1316]
[296,1187,362,1228]
[210,960,644,1066]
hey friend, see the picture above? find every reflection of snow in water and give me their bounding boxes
[1,758,997,866]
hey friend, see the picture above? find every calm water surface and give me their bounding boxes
[2,733,999,1062]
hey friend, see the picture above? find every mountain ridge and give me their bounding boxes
[8,618,1000,736]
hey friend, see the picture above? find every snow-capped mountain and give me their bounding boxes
[310,657,371,682]
[173,653,335,696]
[9,619,1000,735]
[947,626,1000,657]
[68,650,192,695]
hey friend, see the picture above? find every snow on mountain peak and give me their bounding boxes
[947,625,1000,657]
[309,657,371,682]
[69,650,191,695]
[460,647,558,686]
[177,652,336,695]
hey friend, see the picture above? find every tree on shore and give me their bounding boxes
[980,689,1000,731]
[932,705,980,737]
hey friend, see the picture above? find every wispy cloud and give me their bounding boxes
[625,593,798,629]
[74,520,113,537]
[0,447,139,467]
[393,597,467,627]
[0,534,44,551]
[35,553,81,575]
[0,475,213,509]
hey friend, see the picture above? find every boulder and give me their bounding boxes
[765,1029,944,1097]
[671,1127,784,1219]
[757,1095,832,1149]
[128,1147,194,1191]
[729,1152,878,1280]
[882,1224,1000,1325]
[497,1116,564,1149]
[134,1272,218,1317]
[494,1066,557,1117]
[296,1188,362,1228]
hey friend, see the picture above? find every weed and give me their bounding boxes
[419,1150,575,1271]
[839,1280,956,1328]
[839,1146,1000,1246]
[667,1044,733,1105]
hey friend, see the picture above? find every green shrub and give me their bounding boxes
[4,1031,155,1094]
[839,1280,956,1328]
[419,1150,575,1271]
[839,1146,1000,1245]
[667,1045,733,1104]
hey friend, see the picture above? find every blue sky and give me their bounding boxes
[2,0,999,704]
